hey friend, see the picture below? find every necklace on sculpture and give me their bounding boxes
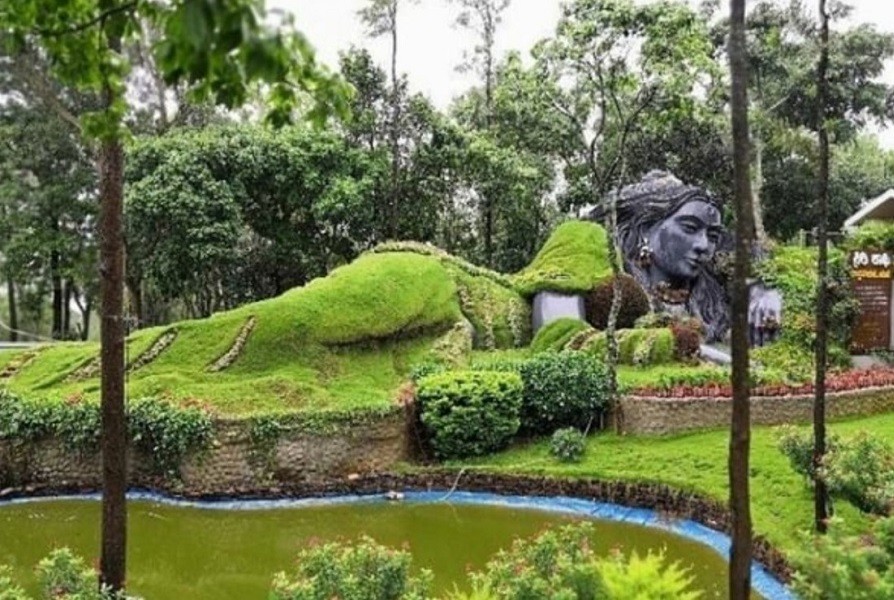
[653,281,690,305]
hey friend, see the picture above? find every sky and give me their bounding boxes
[275,0,894,146]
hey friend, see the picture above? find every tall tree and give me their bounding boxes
[813,0,831,535]
[0,0,348,591]
[728,0,755,597]
[449,0,511,266]
[359,0,417,238]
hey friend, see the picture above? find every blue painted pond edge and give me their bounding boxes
[0,488,795,600]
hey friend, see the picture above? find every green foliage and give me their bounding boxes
[531,319,592,353]
[0,390,211,477]
[550,427,586,463]
[468,522,700,600]
[584,275,650,330]
[127,397,214,478]
[593,552,700,600]
[270,536,432,600]
[791,517,894,600]
[777,425,840,481]
[756,245,858,352]
[416,370,522,460]
[247,413,285,472]
[513,221,612,296]
[577,329,676,367]
[515,351,610,435]
[0,548,137,599]
[778,427,894,515]
[846,219,894,253]
[0,566,28,600]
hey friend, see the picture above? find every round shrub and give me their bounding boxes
[416,370,522,460]
[518,351,610,435]
[550,427,586,463]
[530,318,593,353]
[585,274,650,330]
[670,322,702,361]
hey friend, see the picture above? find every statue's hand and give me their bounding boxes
[748,284,783,347]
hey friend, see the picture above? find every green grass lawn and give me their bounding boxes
[456,413,894,554]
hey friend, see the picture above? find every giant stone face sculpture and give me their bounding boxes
[586,170,781,345]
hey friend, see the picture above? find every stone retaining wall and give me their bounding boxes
[0,410,409,494]
[619,386,894,435]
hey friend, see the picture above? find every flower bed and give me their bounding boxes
[631,367,894,398]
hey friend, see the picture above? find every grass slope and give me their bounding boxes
[513,220,612,296]
[458,414,894,554]
[3,253,463,415]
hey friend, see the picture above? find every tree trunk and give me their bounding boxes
[98,104,128,592]
[81,296,92,341]
[813,0,831,535]
[63,278,72,338]
[605,192,623,434]
[389,3,401,239]
[126,275,144,328]
[51,248,63,339]
[750,130,768,246]
[728,0,755,597]
[6,276,17,342]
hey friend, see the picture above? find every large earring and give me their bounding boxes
[636,237,653,268]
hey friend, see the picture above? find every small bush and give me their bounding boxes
[778,427,894,514]
[585,274,650,330]
[518,351,610,435]
[0,548,138,599]
[530,318,592,353]
[550,427,586,463]
[416,370,522,459]
[469,523,700,600]
[270,536,432,600]
[791,516,894,599]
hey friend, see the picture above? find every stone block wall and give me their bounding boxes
[619,387,894,435]
[0,410,409,495]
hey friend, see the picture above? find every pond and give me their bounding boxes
[0,492,779,599]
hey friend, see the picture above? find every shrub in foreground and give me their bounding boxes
[270,536,431,600]
[416,370,522,459]
[0,548,138,599]
[791,516,894,599]
[469,522,700,600]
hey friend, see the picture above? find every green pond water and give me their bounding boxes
[0,499,760,599]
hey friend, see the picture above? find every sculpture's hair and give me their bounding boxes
[587,171,730,342]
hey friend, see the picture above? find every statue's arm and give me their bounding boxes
[748,283,783,347]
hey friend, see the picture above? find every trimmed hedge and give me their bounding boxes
[483,351,611,435]
[416,370,522,459]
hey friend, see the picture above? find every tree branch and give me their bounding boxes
[35,1,139,37]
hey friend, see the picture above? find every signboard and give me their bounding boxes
[850,250,893,353]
